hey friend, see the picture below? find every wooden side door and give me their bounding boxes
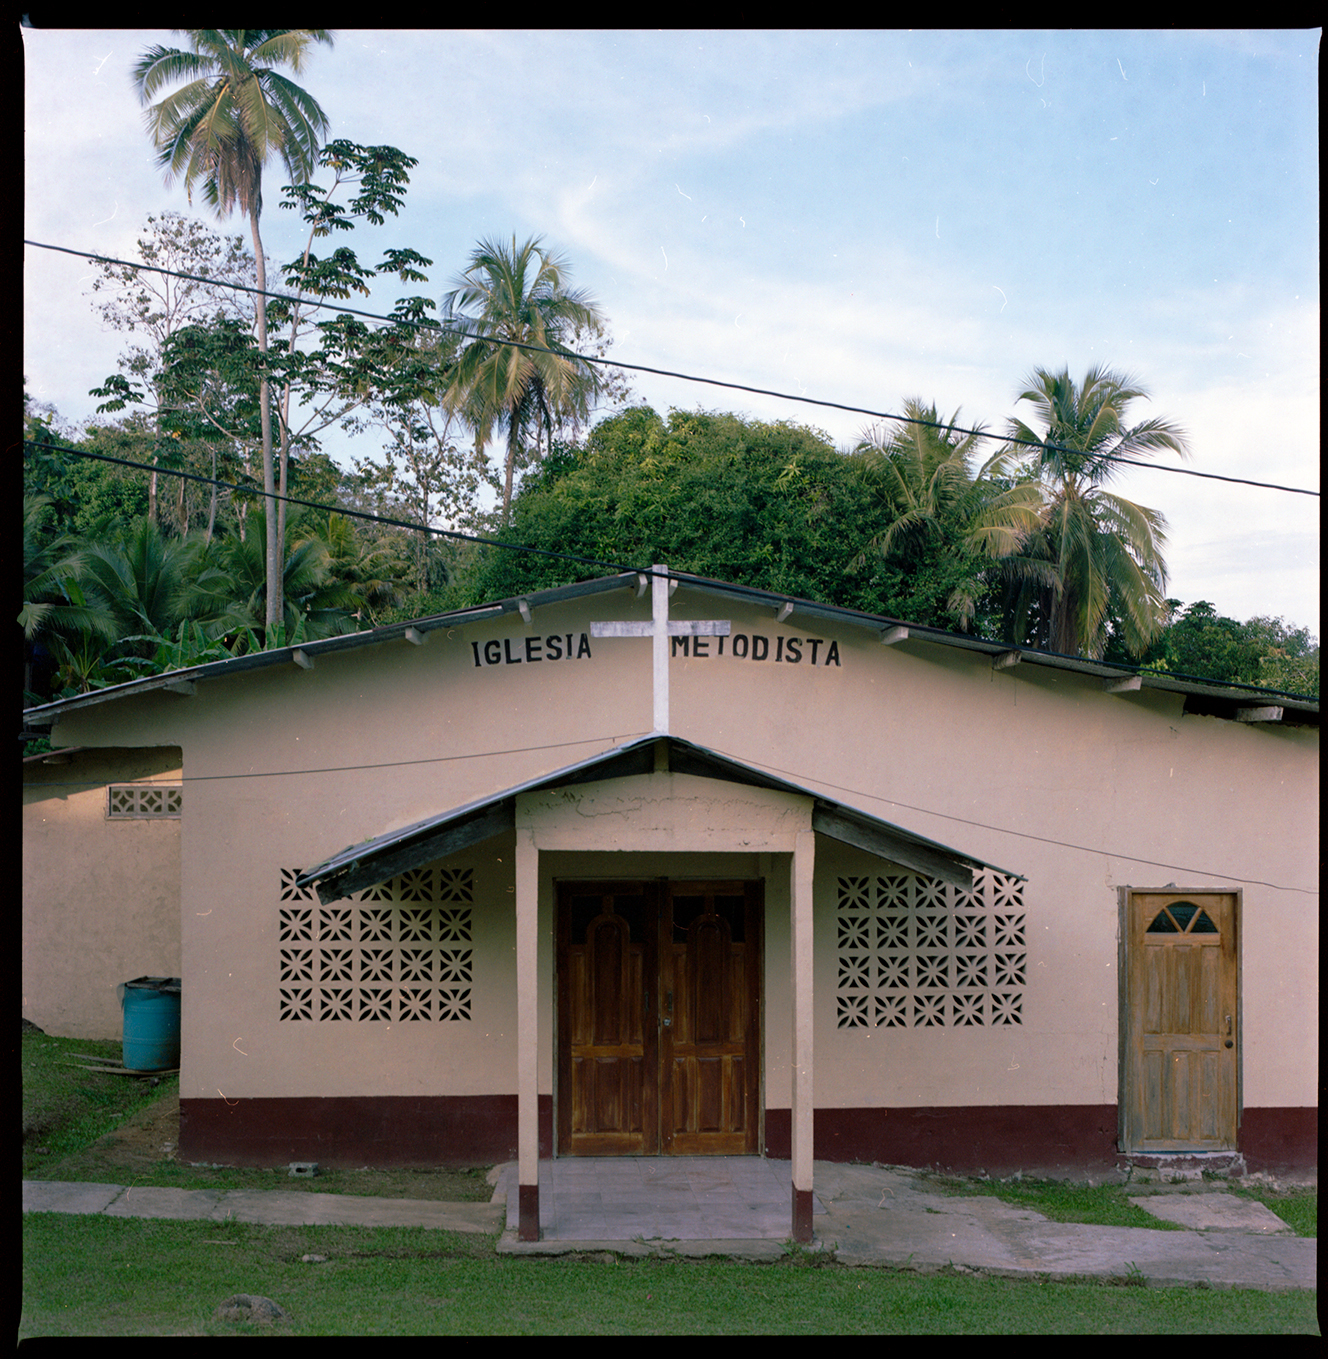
[661,882,762,1155]
[1123,890,1239,1152]
[557,879,762,1156]
[557,882,659,1155]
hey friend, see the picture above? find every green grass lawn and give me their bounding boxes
[22,1029,489,1201]
[22,1029,1317,1335]
[1231,1184,1318,1238]
[21,1031,175,1176]
[20,1215,1320,1336]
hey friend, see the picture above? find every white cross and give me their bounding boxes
[590,564,730,734]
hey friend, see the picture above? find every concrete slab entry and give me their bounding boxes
[22,1181,127,1216]
[826,1207,1032,1272]
[505,1157,822,1242]
[1129,1193,1293,1233]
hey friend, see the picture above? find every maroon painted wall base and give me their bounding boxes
[792,1185,814,1243]
[1237,1107,1318,1174]
[177,1096,1315,1176]
[519,1184,540,1241]
[179,1094,553,1168]
[765,1105,1317,1176]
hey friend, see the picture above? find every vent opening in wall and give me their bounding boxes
[108,785,182,818]
[835,869,1026,1029]
[278,866,474,1022]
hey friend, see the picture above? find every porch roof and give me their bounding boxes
[296,734,1018,903]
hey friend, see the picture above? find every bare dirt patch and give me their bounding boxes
[89,1089,184,1170]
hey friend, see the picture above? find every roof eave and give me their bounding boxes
[23,570,1317,726]
[296,734,1016,905]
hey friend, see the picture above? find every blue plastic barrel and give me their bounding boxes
[120,976,181,1071]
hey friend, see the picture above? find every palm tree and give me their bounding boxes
[133,29,333,636]
[856,402,1043,631]
[188,509,363,644]
[21,495,119,700]
[1004,366,1190,659]
[440,236,608,523]
[80,519,198,648]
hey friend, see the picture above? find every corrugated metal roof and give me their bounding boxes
[22,568,1318,726]
[295,733,1021,904]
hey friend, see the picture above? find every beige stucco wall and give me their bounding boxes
[49,586,1318,1112]
[23,747,182,1038]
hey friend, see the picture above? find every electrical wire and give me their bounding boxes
[21,438,1324,688]
[25,728,1317,894]
[710,744,1318,896]
[22,248,1317,898]
[21,437,653,578]
[24,238,1320,498]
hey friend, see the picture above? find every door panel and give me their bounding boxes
[558,879,762,1156]
[662,885,761,1153]
[558,883,658,1155]
[1124,891,1238,1152]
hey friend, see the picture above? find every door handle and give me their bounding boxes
[1225,1014,1234,1049]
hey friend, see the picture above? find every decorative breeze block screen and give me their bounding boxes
[278,866,473,1022]
[836,870,1026,1028]
[108,784,182,818]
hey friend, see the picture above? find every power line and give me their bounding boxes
[20,438,652,579]
[26,238,1320,499]
[715,745,1319,896]
[24,432,1321,696]
[26,728,1317,894]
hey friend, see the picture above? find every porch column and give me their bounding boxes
[515,826,540,1240]
[790,829,815,1243]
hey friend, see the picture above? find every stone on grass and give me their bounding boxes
[214,1294,292,1327]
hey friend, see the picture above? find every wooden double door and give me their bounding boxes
[556,879,762,1156]
[1122,890,1239,1152]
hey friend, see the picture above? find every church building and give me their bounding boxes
[24,567,1318,1241]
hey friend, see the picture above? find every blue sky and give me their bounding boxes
[23,28,1320,629]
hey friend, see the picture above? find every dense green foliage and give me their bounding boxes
[454,402,1316,696]
[461,405,995,625]
[23,383,1317,710]
[21,400,418,707]
[1140,601,1319,697]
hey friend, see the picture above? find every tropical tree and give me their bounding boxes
[133,29,334,634]
[854,401,1043,633]
[21,495,118,700]
[1002,366,1190,659]
[186,509,365,643]
[440,236,610,523]
[460,406,900,611]
[155,316,264,540]
[88,212,255,529]
[268,140,434,561]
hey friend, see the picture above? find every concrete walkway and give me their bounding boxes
[23,1159,1316,1293]
[22,1179,504,1234]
